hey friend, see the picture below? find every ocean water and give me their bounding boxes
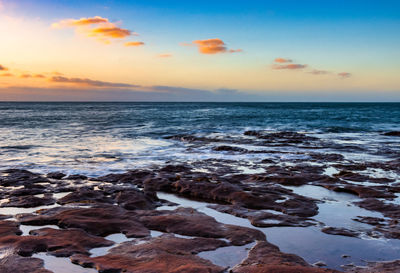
[1,102,400,270]
[0,102,399,175]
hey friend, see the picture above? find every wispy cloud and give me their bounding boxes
[272,63,307,70]
[308,69,330,75]
[184,38,242,55]
[20,74,32,78]
[89,26,131,39]
[51,16,109,28]
[124,41,145,47]
[338,72,352,78]
[50,76,140,88]
[52,16,140,45]
[0,64,8,71]
[274,58,292,63]
[272,58,351,78]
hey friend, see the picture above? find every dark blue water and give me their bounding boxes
[0,102,399,175]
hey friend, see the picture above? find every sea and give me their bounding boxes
[0,102,399,176]
[1,102,400,270]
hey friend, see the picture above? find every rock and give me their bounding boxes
[313,261,328,267]
[321,227,360,237]
[139,207,265,245]
[232,241,339,273]
[345,259,400,272]
[0,254,52,273]
[46,172,66,179]
[114,189,158,210]
[0,227,113,257]
[18,206,150,238]
[71,234,226,273]
[213,146,248,153]
[29,227,114,257]
[1,195,55,208]
[383,131,400,137]
[57,188,112,205]
[0,220,22,236]
[65,174,87,180]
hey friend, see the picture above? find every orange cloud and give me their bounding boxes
[34,74,46,78]
[0,65,8,71]
[187,38,242,55]
[52,16,109,28]
[52,16,137,44]
[338,72,352,78]
[89,26,131,39]
[20,74,32,78]
[50,76,140,88]
[274,58,292,63]
[0,73,13,77]
[272,64,307,70]
[158,53,172,58]
[124,41,145,47]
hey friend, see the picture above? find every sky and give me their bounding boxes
[0,0,399,101]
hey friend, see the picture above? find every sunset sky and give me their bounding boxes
[0,0,399,101]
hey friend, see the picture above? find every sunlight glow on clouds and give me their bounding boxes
[185,38,242,55]
[52,16,143,46]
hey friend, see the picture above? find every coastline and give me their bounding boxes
[1,151,399,272]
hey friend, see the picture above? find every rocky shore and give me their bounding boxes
[0,130,400,272]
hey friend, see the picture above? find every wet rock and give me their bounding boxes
[0,220,22,236]
[2,195,55,208]
[139,207,266,245]
[309,153,345,162]
[46,172,66,179]
[209,204,314,228]
[160,164,191,173]
[18,206,150,238]
[71,234,225,273]
[0,169,49,187]
[65,174,87,180]
[344,259,400,272]
[57,188,112,205]
[213,145,248,153]
[327,185,396,199]
[0,227,113,257]
[114,189,158,210]
[29,227,114,257]
[0,214,12,220]
[321,227,360,237]
[355,198,400,219]
[383,131,400,137]
[0,254,52,273]
[333,171,394,183]
[232,241,339,273]
[314,261,328,267]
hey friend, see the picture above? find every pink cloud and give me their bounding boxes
[274,58,292,63]
[272,64,307,70]
[308,69,330,75]
[338,72,352,78]
[185,38,242,55]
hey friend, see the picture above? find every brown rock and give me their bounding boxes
[232,241,340,273]
[18,206,150,238]
[71,234,226,273]
[0,255,52,273]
